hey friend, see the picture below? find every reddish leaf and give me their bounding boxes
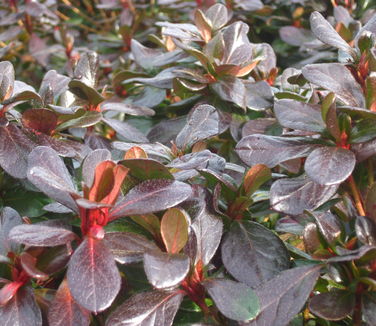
[20,252,48,281]
[22,109,58,135]
[82,149,112,189]
[0,286,42,326]
[67,237,121,312]
[0,281,23,306]
[48,279,90,326]
[124,146,148,159]
[88,161,116,202]
[161,208,189,254]
[109,179,192,220]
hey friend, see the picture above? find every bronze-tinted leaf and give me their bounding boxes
[161,208,189,254]
[22,109,58,135]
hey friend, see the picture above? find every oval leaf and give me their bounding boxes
[144,250,190,289]
[304,147,356,185]
[309,290,355,321]
[161,208,189,254]
[236,135,317,168]
[270,175,338,215]
[203,279,260,322]
[67,237,121,312]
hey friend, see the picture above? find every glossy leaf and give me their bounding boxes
[104,232,158,264]
[9,224,76,247]
[310,11,356,57]
[311,211,341,244]
[304,147,356,185]
[144,250,190,289]
[203,279,260,322]
[48,279,90,326]
[27,146,78,212]
[366,182,376,223]
[270,175,338,215]
[175,104,220,149]
[105,290,184,326]
[242,265,322,326]
[222,221,290,288]
[236,135,317,168]
[56,110,102,131]
[67,237,121,312]
[274,99,325,133]
[0,286,42,326]
[161,208,189,254]
[191,205,223,265]
[309,290,355,320]
[302,63,365,107]
[110,179,192,219]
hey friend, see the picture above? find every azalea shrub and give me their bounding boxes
[0,0,376,325]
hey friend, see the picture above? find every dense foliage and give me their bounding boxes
[0,0,376,325]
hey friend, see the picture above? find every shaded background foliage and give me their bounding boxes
[0,0,376,325]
